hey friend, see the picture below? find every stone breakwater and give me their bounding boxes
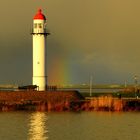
[72,96,140,112]
[0,91,139,111]
[0,91,83,111]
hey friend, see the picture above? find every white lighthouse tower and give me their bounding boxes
[32,9,49,91]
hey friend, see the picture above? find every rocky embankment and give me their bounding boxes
[0,91,139,112]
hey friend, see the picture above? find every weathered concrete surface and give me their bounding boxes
[0,90,83,111]
[0,91,139,112]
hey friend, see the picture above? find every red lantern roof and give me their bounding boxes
[34,9,46,20]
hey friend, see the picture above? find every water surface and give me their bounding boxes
[0,111,139,140]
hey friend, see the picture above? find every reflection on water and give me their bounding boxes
[0,112,139,140]
[28,112,48,140]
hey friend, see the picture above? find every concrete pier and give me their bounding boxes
[0,91,139,111]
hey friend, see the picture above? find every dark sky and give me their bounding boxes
[0,0,140,85]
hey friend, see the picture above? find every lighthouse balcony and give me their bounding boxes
[31,29,50,35]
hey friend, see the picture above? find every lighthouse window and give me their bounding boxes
[34,23,37,28]
[38,23,42,28]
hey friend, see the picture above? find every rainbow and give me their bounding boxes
[48,58,71,86]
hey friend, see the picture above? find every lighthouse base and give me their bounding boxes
[33,76,46,91]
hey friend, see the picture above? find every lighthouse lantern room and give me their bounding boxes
[32,9,49,91]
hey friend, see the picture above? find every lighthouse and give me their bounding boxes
[32,9,49,91]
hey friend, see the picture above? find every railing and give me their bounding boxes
[30,28,50,35]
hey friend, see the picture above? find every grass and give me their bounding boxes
[80,92,140,98]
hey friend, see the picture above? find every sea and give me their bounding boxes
[0,111,139,140]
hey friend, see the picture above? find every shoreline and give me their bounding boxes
[0,91,139,112]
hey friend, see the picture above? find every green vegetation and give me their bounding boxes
[59,84,135,89]
[80,92,140,98]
